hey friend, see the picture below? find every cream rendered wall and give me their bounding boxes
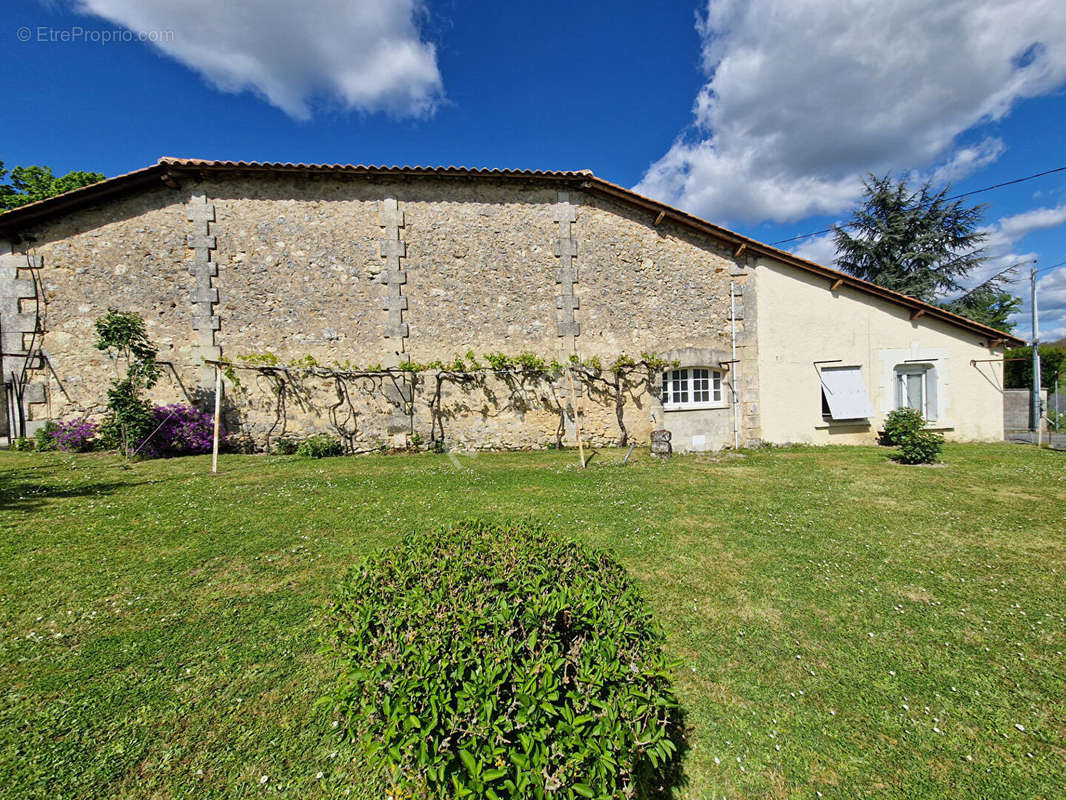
[755,259,1006,445]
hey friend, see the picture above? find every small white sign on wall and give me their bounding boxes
[691,434,706,451]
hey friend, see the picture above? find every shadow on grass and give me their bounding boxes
[0,469,132,514]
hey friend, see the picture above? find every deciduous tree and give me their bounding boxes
[0,160,104,210]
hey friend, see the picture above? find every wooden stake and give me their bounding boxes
[211,365,221,474]
[566,367,586,469]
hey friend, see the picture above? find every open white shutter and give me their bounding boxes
[820,366,874,420]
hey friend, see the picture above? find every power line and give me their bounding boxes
[947,166,1066,202]
[1036,258,1066,275]
[946,255,1066,304]
[771,165,1066,246]
[950,257,1035,303]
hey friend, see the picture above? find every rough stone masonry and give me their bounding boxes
[0,167,758,451]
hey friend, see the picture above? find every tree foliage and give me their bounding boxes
[834,174,1022,332]
[1004,345,1066,390]
[835,174,988,301]
[0,160,105,210]
[94,310,161,457]
[940,285,1021,333]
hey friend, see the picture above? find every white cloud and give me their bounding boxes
[998,205,1066,241]
[636,0,1066,224]
[71,0,443,119]
[954,204,1066,338]
[791,231,838,266]
[962,204,1066,289]
[1028,267,1066,341]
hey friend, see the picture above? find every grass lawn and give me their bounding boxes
[1,443,1064,799]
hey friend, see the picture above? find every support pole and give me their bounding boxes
[567,367,586,469]
[211,365,221,474]
[730,281,740,450]
[1030,263,1042,446]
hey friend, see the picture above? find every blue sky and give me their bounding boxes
[3,0,1065,339]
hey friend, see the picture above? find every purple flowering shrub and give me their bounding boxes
[52,418,99,452]
[141,403,216,457]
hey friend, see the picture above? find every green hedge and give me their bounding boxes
[296,433,344,458]
[326,520,686,799]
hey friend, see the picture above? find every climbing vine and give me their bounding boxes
[218,349,677,452]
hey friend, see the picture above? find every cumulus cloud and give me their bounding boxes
[976,205,1066,337]
[636,0,1066,224]
[71,0,443,119]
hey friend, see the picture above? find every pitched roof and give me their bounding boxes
[0,157,1022,345]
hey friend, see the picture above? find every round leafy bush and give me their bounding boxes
[297,433,344,458]
[274,436,298,455]
[897,428,944,464]
[879,407,925,446]
[326,520,685,799]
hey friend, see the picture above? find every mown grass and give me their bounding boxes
[0,443,1063,799]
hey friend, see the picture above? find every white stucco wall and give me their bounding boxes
[755,259,1007,445]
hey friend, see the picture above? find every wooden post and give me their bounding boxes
[567,367,586,469]
[211,365,221,474]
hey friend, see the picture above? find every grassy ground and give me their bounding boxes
[0,443,1063,799]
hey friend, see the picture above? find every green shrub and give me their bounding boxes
[879,407,925,446]
[897,429,944,464]
[274,436,298,455]
[296,433,344,458]
[10,436,35,452]
[326,520,686,799]
[33,421,59,452]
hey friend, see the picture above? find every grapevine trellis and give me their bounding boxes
[213,350,676,453]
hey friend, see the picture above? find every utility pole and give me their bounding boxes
[1030,262,1042,443]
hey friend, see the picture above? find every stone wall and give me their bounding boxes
[5,173,756,450]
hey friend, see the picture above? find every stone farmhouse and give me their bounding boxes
[0,159,1021,452]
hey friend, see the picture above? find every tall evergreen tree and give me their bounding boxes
[834,174,988,302]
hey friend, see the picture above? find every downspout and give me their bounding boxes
[730,280,740,449]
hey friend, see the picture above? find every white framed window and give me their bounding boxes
[895,364,937,421]
[662,367,725,410]
[819,365,875,421]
